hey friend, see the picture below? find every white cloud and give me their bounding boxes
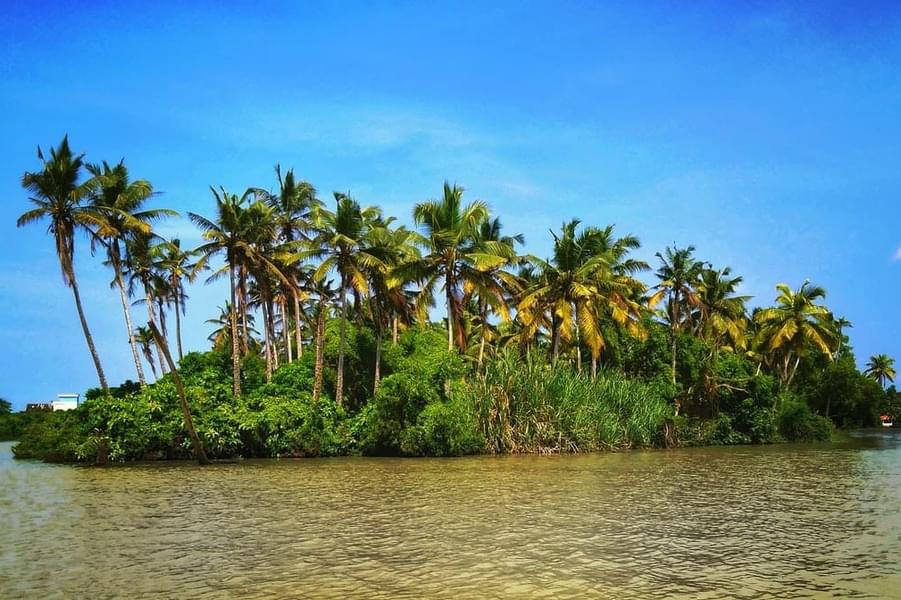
[893,244,901,262]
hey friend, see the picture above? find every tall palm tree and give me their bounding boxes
[410,182,493,352]
[190,187,252,396]
[518,220,645,376]
[693,267,751,353]
[88,160,174,383]
[754,281,839,386]
[154,238,203,362]
[302,193,382,406]
[362,219,421,393]
[865,354,896,389]
[17,136,108,390]
[125,231,169,375]
[466,217,523,366]
[250,165,321,362]
[649,245,706,385]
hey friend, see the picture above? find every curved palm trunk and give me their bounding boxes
[262,297,273,383]
[269,296,279,371]
[312,302,326,405]
[114,267,146,385]
[336,278,347,407]
[229,264,242,397]
[70,273,108,392]
[148,320,210,465]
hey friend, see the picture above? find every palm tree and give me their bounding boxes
[134,326,158,380]
[518,220,645,376]
[206,303,257,351]
[362,219,421,393]
[649,245,707,385]
[466,217,523,366]
[190,187,252,397]
[410,182,493,352]
[301,193,382,406]
[155,238,203,362]
[88,160,174,383]
[250,166,321,362]
[693,267,751,353]
[754,281,839,386]
[865,354,896,389]
[125,232,170,375]
[17,136,108,390]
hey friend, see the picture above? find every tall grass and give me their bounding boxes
[457,350,673,454]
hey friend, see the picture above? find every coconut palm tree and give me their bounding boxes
[693,267,751,353]
[154,238,203,362]
[88,160,174,383]
[649,245,707,385]
[754,281,839,386]
[250,165,321,362]
[865,354,896,389]
[301,193,382,406]
[134,326,158,380]
[190,187,252,396]
[518,220,645,376]
[17,136,108,390]
[409,182,494,352]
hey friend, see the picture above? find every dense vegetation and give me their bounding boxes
[8,137,898,463]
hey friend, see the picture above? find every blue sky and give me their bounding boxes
[1,1,899,410]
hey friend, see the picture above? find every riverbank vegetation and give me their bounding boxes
[10,136,899,462]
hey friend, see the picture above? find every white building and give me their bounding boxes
[52,393,79,411]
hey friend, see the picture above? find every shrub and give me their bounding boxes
[400,398,483,457]
[777,399,833,442]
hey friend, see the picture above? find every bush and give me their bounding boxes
[400,398,483,456]
[777,399,833,442]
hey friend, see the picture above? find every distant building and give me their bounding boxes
[26,403,53,412]
[52,394,79,411]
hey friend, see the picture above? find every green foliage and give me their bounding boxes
[11,411,83,462]
[777,398,833,442]
[400,397,483,456]
[460,350,672,453]
[802,355,883,428]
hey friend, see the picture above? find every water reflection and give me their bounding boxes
[1,433,900,598]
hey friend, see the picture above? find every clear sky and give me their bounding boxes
[1,1,899,410]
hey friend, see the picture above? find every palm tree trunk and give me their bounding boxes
[269,296,279,371]
[293,290,303,360]
[374,325,382,396]
[262,295,273,383]
[239,266,249,354]
[478,301,487,367]
[174,290,184,362]
[283,296,292,363]
[229,264,242,397]
[446,272,455,353]
[114,268,146,385]
[591,356,598,380]
[145,287,167,376]
[392,315,399,344]
[70,274,108,392]
[336,279,347,407]
[551,313,561,362]
[312,302,326,405]
[148,320,210,465]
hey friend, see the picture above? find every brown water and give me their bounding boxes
[2,433,900,599]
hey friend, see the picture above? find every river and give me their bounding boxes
[1,433,900,599]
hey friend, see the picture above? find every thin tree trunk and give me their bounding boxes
[115,268,146,385]
[269,296,279,371]
[148,320,210,465]
[591,356,598,380]
[374,326,382,396]
[786,355,801,388]
[478,301,487,367]
[174,291,184,362]
[146,288,167,376]
[336,280,347,407]
[312,302,325,405]
[262,295,273,383]
[392,315,398,344]
[239,267,249,354]
[551,313,561,362]
[283,296,292,363]
[229,264,242,397]
[293,290,303,360]
[70,274,108,392]
[446,273,454,353]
